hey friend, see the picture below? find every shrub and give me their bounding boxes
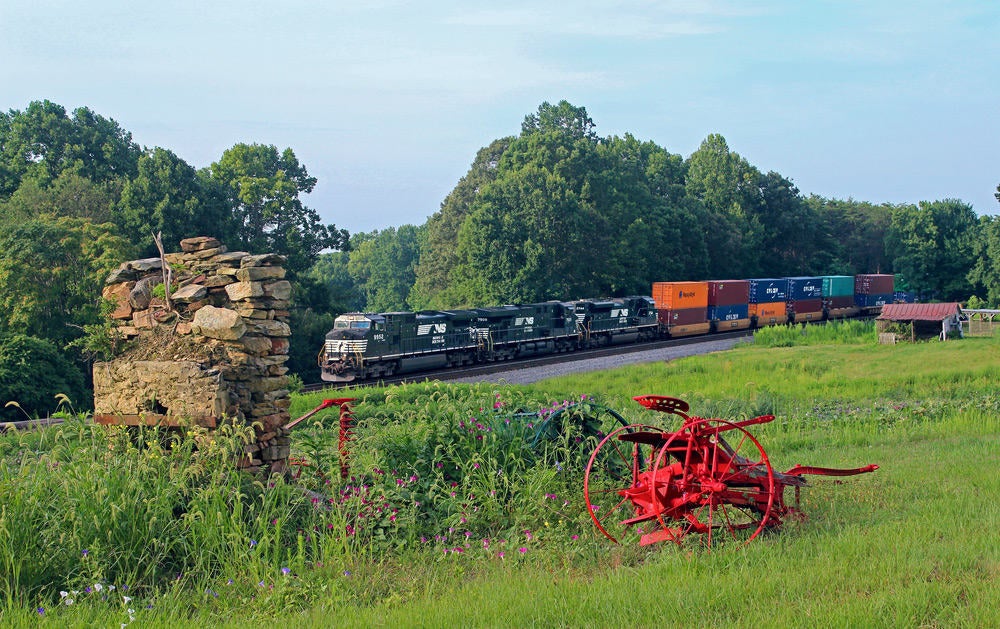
[0,334,87,421]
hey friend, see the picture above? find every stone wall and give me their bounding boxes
[93,236,292,474]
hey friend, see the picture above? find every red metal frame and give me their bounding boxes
[584,395,878,549]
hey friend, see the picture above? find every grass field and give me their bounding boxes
[3,322,998,627]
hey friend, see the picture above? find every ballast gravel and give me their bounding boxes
[449,337,748,385]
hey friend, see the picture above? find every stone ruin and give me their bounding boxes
[93,236,292,474]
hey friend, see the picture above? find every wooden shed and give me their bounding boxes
[876,303,963,343]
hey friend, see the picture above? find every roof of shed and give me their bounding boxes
[877,303,962,322]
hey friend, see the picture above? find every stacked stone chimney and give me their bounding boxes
[93,236,292,474]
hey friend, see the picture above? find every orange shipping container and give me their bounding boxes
[652,281,709,311]
[749,301,787,325]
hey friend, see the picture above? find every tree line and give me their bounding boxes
[1,99,998,419]
[322,101,999,315]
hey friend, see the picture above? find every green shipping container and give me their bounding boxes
[822,275,854,297]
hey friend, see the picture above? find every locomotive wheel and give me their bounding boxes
[650,418,776,550]
[584,424,668,544]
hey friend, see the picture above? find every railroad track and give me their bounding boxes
[300,329,754,393]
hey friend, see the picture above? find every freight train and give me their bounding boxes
[319,274,905,382]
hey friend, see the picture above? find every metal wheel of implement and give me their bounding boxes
[650,418,776,550]
[583,424,668,544]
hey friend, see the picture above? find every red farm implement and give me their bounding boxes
[584,395,878,549]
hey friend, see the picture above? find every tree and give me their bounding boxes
[0,333,88,420]
[806,196,893,274]
[968,215,1000,306]
[684,134,762,278]
[886,199,978,301]
[347,225,422,312]
[0,100,140,198]
[117,147,230,255]
[521,100,598,141]
[208,144,348,274]
[410,138,511,309]
[0,215,131,347]
[453,114,610,304]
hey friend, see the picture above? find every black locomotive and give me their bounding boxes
[320,296,657,382]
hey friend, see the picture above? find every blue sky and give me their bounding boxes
[2,1,998,234]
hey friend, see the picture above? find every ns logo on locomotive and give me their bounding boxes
[320,274,902,383]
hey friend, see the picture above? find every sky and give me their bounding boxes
[2,1,998,235]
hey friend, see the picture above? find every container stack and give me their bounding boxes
[855,274,895,309]
[748,278,788,326]
[822,275,858,319]
[652,281,710,337]
[786,276,824,322]
[707,280,750,331]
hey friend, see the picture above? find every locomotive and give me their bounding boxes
[320,296,657,382]
[319,274,902,383]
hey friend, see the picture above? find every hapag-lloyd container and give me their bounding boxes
[749,301,787,325]
[708,280,749,306]
[652,282,709,310]
[748,278,787,303]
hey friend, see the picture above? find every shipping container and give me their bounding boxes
[707,304,750,322]
[855,274,894,295]
[657,307,708,327]
[824,295,856,309]
[748,278,787,303]
[788,298,823,314]
[749,301,788,326]
[855,293,892,308]
[822,275,855,297]
[665,322,712,338]
[651,281,709,310]
[712,318,752,332]
[786,276,823,301]
[707,280,750,306]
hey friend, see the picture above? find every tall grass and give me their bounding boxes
[4,331,999,625]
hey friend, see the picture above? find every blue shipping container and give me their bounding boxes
[707,304,750,322]
[786,276,823,301]
[748,278,787,303]
[855,293,892,308]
